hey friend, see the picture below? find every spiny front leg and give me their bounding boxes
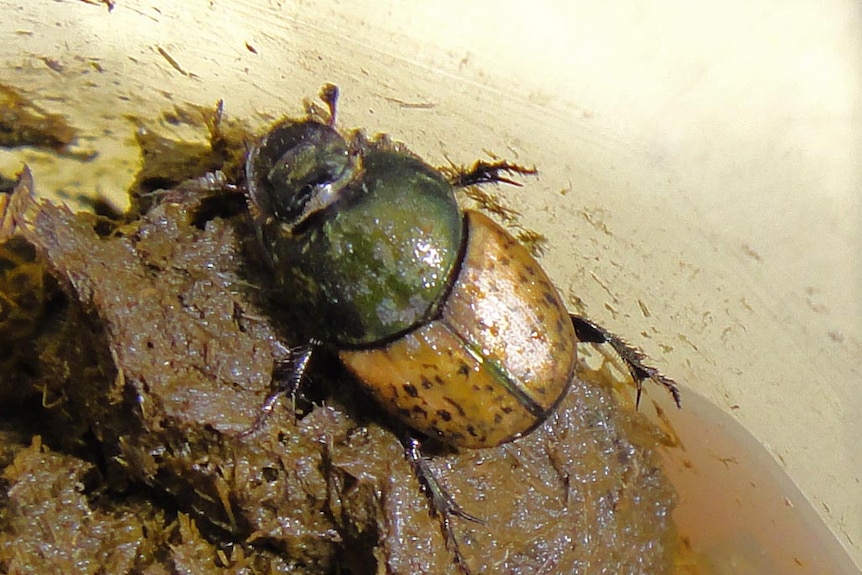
[445,160,537,189]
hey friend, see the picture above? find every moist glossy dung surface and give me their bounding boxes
[0,167,678,574]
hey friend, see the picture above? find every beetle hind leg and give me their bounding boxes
[571,315,682,409]
[402,434,483,575]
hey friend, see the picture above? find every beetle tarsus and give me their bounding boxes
[320,83,340,127]
[571,315,682,409]
[238,343,316,438]
[402,435,482,574]
[446,160,537,189]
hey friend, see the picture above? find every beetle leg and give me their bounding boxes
[138,170,238,204]
[238,342,316,438]
[402,434,483,574]
[570,315,682,409]
[446,160,537,189]
[319,83,340,127]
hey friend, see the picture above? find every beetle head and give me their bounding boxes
[246,119,356,231]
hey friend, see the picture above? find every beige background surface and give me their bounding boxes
[1,0,860,570]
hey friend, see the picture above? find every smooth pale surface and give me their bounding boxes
[1,0,859,569]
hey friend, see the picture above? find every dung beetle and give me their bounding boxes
[243,85,681,571]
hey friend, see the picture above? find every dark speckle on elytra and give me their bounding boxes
[420,376,433,389]
[501,406,513,414]
[525,265,537,277]
[542,291,557,305]
[457,363,470,377]
[436,409,452,422]
[500,256,510,266]
[444,396,466,417]
[403,383,419,398]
